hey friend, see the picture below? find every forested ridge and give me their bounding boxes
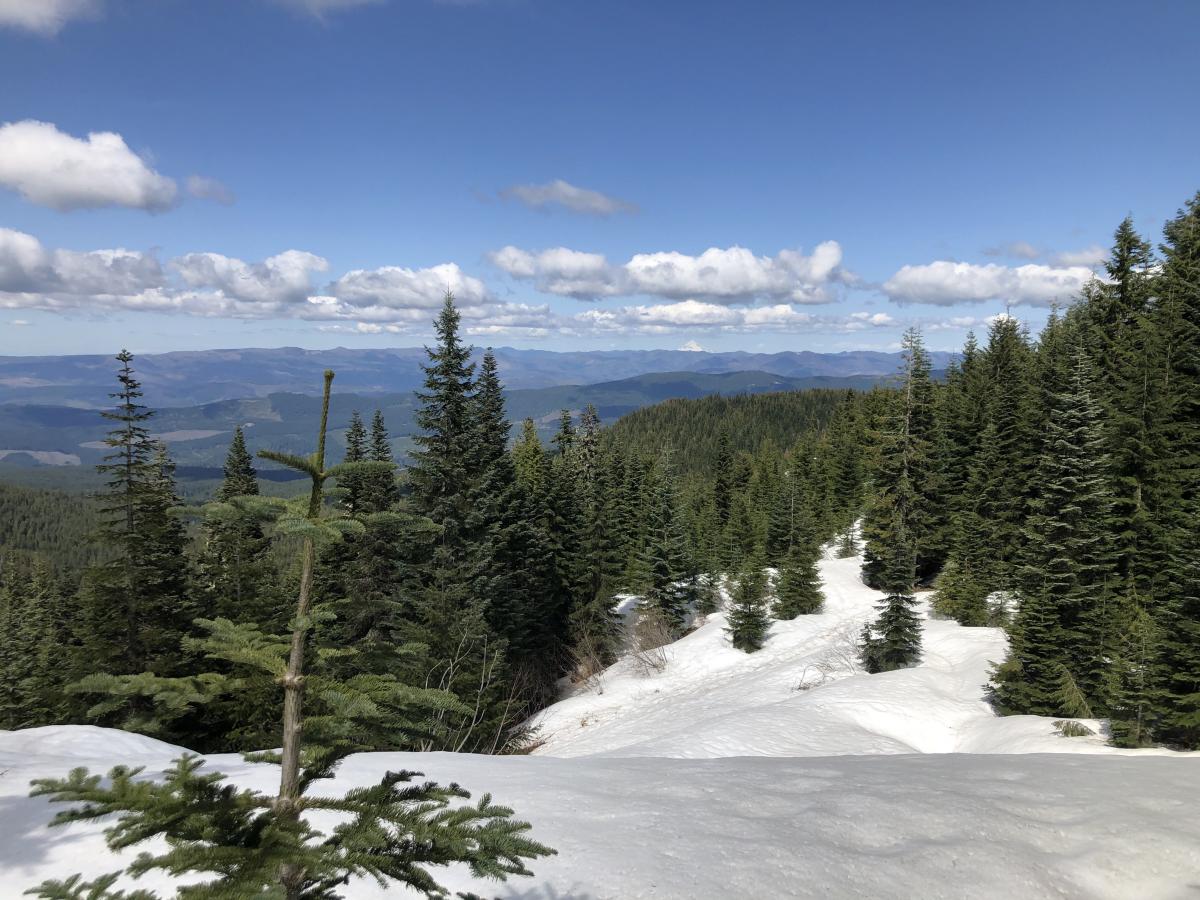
[0,191,1198,897]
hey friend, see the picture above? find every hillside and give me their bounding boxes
[0,371,875,489]
[1,544,1196,899]
[0,347,954,408]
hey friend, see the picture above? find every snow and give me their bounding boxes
[1,547,1198,898]
[529,550,1183,758]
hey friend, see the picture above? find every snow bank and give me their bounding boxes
[2,549,1197,898]
[1,735,1198,899]
[528,552,1191,759]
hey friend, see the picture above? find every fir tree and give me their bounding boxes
[860,514,922,673]
[198,428,273,624]
[339,410,368,515]
[993,344,1117,715]
[726,557,770,653]
[639,456,692,629]
[1147,192,1200,748]
[27,369,555,900]
[773,544,824,618]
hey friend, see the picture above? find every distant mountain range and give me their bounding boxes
[0,370,886,482]
[0,346,956,409]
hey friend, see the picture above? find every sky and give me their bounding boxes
[0,0,1197,357]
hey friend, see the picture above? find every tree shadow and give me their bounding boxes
[494,882,597,900]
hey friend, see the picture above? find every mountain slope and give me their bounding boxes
[0,346,956,408]
[0,371,873,482]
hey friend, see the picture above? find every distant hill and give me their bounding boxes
[0,346,953,408]
[0,370,889,492]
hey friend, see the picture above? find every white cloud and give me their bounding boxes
[9,318,31,326]
[882,260,1096,307]
[0,228,543,332]
[0,0,99,35]
[173,251,328,306]
[491,241,850,304]
[1049,245,1106,268]
[0,121,177,212]
[268,0,385,17]
[186,175,236,206]
[501,179,637,216]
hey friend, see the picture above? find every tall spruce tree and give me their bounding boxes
[1146,192,1200,748]
[81,352,191,678]
[993,344,1118,715]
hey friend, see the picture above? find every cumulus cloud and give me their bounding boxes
[0,0,99,35]
[186,175,236,206]
[0,121,178,212]
[0,227,536,332]
[500,179,637,216]
[560,301,897,337]
[882,260,1097,307]
[490,241,850,304]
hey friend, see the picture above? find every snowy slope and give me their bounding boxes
[528,549,1186,759]
[2,548,1198,899]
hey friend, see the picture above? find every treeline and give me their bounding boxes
[0,483,103,570]
[858,193,1200,750]
[0,296,871,752]
[605,389,847,477]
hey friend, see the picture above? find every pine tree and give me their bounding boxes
[339,410,368,515]
[1146,192,1200,748]
[773,544,824,618]
[409,292,476,553]
[862,329,937,586]
[639,456,692,629]
[859,514,922,673]
[993,344,1117,715]
[366,409,401,510]
[198,428,273,624]
[82,355,192,680]
[27,369,555,899]
[726,557,770,652]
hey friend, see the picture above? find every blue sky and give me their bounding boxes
[1,0,1197,356]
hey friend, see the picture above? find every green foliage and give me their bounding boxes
[726,559,770,653]
[27,755,553,900]
[773,545,824,619]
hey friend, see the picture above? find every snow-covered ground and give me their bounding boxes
[1,548,1198,899]
[527,550,1183,758]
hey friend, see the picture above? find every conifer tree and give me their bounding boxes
[366,409,401,510]
[861,329,937,586]
[639,456,692,629]
[773,544,824,619]
[409,292,476,554]
[339,410,368,515]
[198,427,273,624]
[859,514,922,673]
[82,351,192,676]
[993,344,1117,715]
[1145,192,1200,748]
[27,369,554,899]
[726,556,770,652]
